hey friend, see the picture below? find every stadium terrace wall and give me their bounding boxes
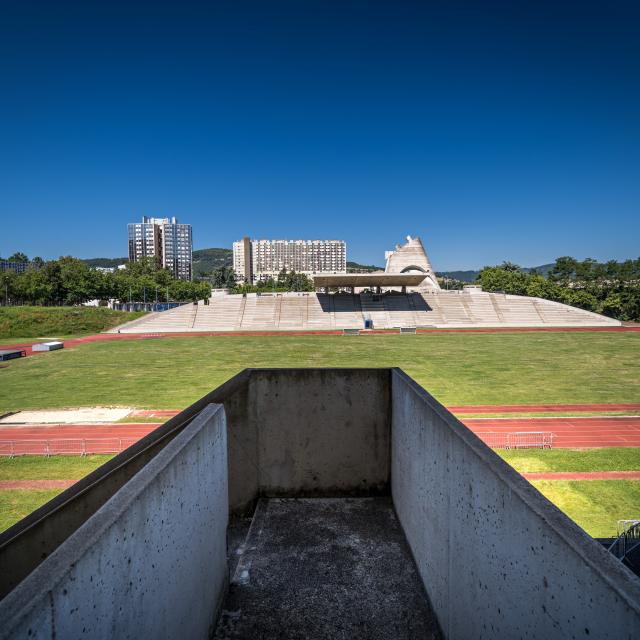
[391,370,640,638]
[1,369,639,639]
[1,404,228,640]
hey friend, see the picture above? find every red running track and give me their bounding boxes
[3,417,640,452]
[0,423,159,441]
[450,403,640,414]
[464,416,640,448]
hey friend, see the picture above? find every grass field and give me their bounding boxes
[0,455,112,481]
[498,448,640,473]
[0,306,146,341]
[0,331,638,538]
[531,481,640,538]
[0,332,639,412]
[0,450,638,537]
[0,489,63,532]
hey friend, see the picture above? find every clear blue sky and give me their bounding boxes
[1,1,638,270]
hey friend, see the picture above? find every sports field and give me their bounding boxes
[0,331,639,538]
[1,332,639,411]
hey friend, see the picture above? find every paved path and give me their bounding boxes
[450,403,640,414]
[1,324,639,357]
[465,416,640,448]
[0,479,76,490]
[522,471,640,481]
[130,409,180,417]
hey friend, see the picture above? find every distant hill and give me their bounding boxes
[83,257,128,268]
[192,248,232,276]
[347,261,384,273]
[82,250,556,281]
[82,248,233,276]
[438,263,555,282]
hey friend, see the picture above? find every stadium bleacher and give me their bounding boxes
[111,290,621,333]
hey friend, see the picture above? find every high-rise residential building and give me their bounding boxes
[128,216,193,281]
[233,237,346,284]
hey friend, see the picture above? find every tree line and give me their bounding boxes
[0,255,211,305]
[476,257,640,321]
[208,266,314,293]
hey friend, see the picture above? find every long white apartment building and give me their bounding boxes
[233,237,346,284]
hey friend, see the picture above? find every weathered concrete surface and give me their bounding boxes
[0,404,229,640]
[216,498,440,639]
[245,369,390,506]
[390,369,640,639]
[0,370,248,598]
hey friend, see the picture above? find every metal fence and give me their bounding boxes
[0,438,139,457]
[475,431,554,449]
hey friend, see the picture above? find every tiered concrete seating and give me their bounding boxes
[412,293,443,326]
[491,294,544,325]
[192,296,245,331]
[307,294,334,330]
[383,294,417,327]
[532,298,602,325]
[432,293,475,325]
[113,290,620,333]
[332,295,364,329]
[279,294,309,329]
[360,293,390,329]
[117,303,196,333]
[239,295,277,330]
[463,294,501,324]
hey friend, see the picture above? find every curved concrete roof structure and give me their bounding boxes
[313,273,426,287]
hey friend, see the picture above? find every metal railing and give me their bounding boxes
[0,438,139,457]
[475,431,554,449]
[608,520,640,560]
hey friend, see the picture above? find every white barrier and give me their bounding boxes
[0,438,139,457]
[474,431,553,449]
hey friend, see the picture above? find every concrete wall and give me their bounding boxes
[390,369,640,639]
[0,371,249,598]
[230,368,390,511]
[0,404,229,640]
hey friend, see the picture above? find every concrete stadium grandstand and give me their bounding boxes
[111,236,621,333]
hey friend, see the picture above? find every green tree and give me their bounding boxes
[476,267,528,295]
[7,252,28,263]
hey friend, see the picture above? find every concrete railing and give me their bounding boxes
[1,404,229,640]
[391,369,640,639]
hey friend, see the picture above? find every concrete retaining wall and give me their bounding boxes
[0,371,249,598]
[0,404,229,640]
[390,369,640,639]
[230,368,390,511]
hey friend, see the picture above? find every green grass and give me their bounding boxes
[0,455,113,481]
[0,306,146,341]
[0,489,62,532]
[498,448,640,473]
[0,332,638,412]
[531,480,640,538]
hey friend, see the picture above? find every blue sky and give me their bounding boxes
[0,1,638,270]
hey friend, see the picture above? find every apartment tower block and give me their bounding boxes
[128,216,193,281]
